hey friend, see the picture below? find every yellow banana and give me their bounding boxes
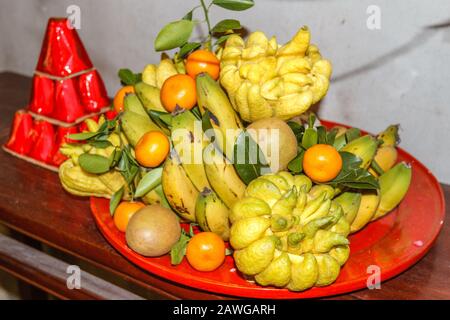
[171,110,211,192]
[350,190,380,233]
[334,191,362,225]
[370,124,400,176]
[370,146,398,176]
[195,188,230,241]
[372,162,412,221]
[196,73,243,160]
[378,124,400,147]
[161,156,198,222]
[203,148,246,208]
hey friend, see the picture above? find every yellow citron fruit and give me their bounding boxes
[219,26,332,122]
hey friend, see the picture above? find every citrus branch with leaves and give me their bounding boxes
[154,0,254,56]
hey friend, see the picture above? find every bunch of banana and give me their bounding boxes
[160,76,246,237]
[161,148,241,233]
[219,26,332,122]
[229,172,350,291]
[339,162,412,233]
[162,109,246,237]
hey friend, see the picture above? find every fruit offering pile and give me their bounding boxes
[57,0,412,292]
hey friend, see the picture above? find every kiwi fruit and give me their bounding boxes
[126,205,181,257]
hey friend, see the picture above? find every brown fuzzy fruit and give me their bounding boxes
[126,205,181,257]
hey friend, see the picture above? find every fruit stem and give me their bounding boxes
[200,0,212,50]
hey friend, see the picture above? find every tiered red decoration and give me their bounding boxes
[3,18,111,171]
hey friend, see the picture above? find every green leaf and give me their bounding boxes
[155,20,195,51]
[287,121,305,143]
[345,128,361,143]
[189,224,195,237]
[182,10,193,21]
[88,140,113,149]
[78,153,111,174]
[333,134,347,150]
[233,131,271,184]
[339,151,363,171]
[211,19,241,34]
[178,42,201,58]
[109,186,124,216]
[118,69,140,85]
[170,230,191,265]
[317,126,327,144]
[117,146,140,191]
[302,128,318,149]
[370,160,385,176]
[111,148,122,167]
[288,151,304,173]
[68,131,100,141]
[135,168,163,198]
[326,128,338,146]
[212,0,254,11]
[215,34,232,46]
[154,184,171,209]
[327,152,379,190]
[148,110,172,128]
[308,113,317,128]
[191,106,202,120]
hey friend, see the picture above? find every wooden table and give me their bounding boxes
[0,72,448,300]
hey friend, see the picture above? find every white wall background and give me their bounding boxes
[1,0,449,183]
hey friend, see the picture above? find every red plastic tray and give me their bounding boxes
[90,120,446,299]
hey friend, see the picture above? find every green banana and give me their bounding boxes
[121,111,162,147]
[341,135,378,169]
[195,188,230,241]
[350,190,380,233]
[196,73,243,160]
[334,191,362,224]
[161,156,198,222]
[203,148,246,208]
[123,93,149,118]
[171,110,211,192]
[134,82,166,112]
[135,168,163,198]
[372,162,412,221]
